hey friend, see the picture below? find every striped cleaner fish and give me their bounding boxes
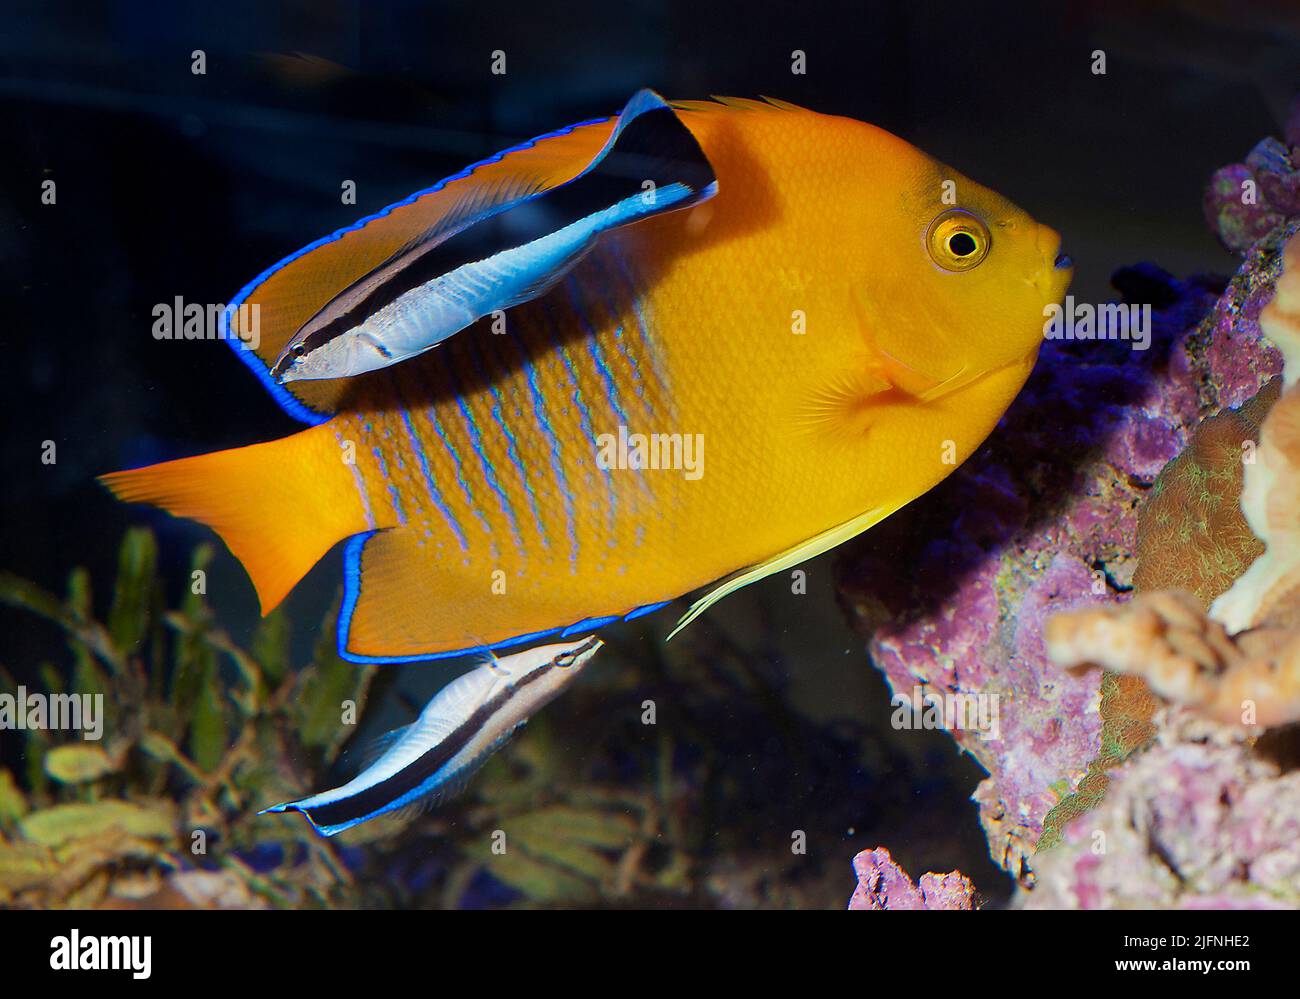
[264,637,601,835]
[103,92,1073,664]
[273,90,716,382]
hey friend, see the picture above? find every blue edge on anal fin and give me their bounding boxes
[337,533,671,664]
[216,116,614,427]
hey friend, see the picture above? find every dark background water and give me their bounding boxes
[2,0,1298,906]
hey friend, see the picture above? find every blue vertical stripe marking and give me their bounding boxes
[544,302,617,540]
[589,257,651,416]
[440,352,526,557]
[336,427,375,530]
[417,372,499,561]
[399,410,469,552]
[469,339,552,551]
[390,375,471,553]
[369,445,407,526]
[610,251,671,399]
[565,277,631,427]
[506,328,579,573]
[612,325,649,407]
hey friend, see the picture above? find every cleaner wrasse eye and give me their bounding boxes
[102,93,1073,662]
[261,637,602,837]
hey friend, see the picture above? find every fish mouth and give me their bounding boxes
[272,360,296,383]
[1045,252,1073,302]
[1034,224,1073,298]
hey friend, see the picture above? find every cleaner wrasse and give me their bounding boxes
[273,90,717,382]
[103,93,1073,663]
[262,636,602,836]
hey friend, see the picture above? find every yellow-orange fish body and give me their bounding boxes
[105,97,1071,661]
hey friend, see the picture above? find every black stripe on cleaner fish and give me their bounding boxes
[260,636,602,836]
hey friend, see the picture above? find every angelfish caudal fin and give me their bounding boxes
[100,426,379,614]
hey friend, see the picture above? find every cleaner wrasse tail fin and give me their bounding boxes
[99,428,380,614]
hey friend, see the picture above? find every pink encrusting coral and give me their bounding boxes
[1048,230,1300,732]
[848,847,975,910]
[1194,228,1290,412]
[1204,97,1300,256]
[839,208,1300,897]
[840,259,1281,883]
[1022,735,1300,910]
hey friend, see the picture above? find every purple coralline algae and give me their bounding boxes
[848,847,975,910]
[1204,98,1300,255]
[1021,723,1300,909]
[840,254,1284,885]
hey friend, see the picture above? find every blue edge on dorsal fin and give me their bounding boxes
[216,112,674,664]
[216,115,613,426]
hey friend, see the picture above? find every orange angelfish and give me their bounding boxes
[103,91,1072,663]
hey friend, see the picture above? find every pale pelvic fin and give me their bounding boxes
[665,503,902,641]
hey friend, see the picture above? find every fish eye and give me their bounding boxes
[291,343,306,358]
[554,652,577,669]
[925,209,990,272]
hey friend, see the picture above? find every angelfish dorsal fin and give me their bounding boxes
[225,107,618,421]
[233,87,722,398]
[271,88,717,383]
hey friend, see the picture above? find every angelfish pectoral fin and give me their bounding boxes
[273,88,718,382]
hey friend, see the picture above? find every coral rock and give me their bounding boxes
[1204,98,1300,254]
[1212,235,1300,632]
[842,124,1296,891]
[840,264,1275,881]
[1036,672,1158,851]
[848,847,975,910]
[1046,590,1300,729]
[1021,737,1300,909]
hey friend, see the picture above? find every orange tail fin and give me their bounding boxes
[100,427,375,614]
